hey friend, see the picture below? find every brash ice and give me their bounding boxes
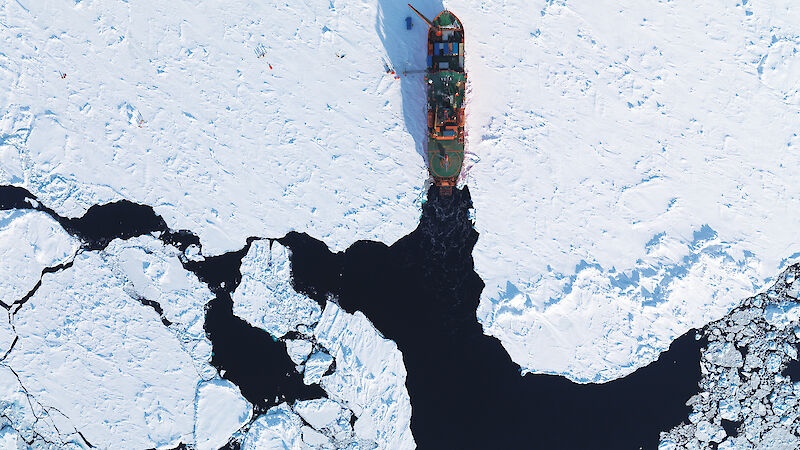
[409,5,466,196]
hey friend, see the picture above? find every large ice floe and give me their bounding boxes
[659,264,800,449]
[0,0,424,256]
[456,0,800,381]
[232,240,414,449]
[0,209,78,305]
[0,221,251,448]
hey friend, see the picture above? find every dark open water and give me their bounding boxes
[0,186,322,415]
[283,186,703,449]
[0,185,701,449]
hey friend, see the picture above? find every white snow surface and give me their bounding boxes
[104,236,217,380]
[303,351,334,386]
[458,0,800,381]
[0,209,78,304]
[195,379,252,450]
[242,403,304,450]
[7,249,199,448]
[313,302,414,449]
[0,0,425,256]
[0,234,232,449]
[232,240,320,338]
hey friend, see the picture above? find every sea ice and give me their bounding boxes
[6,249,200,448]
[0,0,425,256]
[104,236,217,380]
[313,302,415,449]
[660,264,800,449]
[0,365,70,447]
[242,403,304,450]
[285,339,313,365]
[232,240,320,339]
[194,379,252,450]
[303,351,334,386]
[0,209,78,303]
[455,0,800,382]
[0,227,237,449]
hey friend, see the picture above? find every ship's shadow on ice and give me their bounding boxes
[375,0,444,160]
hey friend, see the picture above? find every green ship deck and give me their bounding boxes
[427,139,464,179]
[426,69,465,180]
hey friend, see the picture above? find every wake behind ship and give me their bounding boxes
[409,5,466,196]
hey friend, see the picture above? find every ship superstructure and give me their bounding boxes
[409,5,466,196]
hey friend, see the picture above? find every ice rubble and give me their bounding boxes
[659,264,800,449]
[0,0,424,256]
[231,241,414,449]
[0,229,251,448]
[454,0,800,381]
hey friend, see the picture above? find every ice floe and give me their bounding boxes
[455,0,800,382]
[0,0,424,256]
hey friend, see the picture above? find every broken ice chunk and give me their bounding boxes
[303,351,333,385]
[718,397,741,421]
[764,302,800,329]
[194,379,252,450]
[695,421,716,442]
[242,403,303,450]
[285,339,313,365]
[765,352,782,373]
[293,398,341,429]
[704,342,743,368]
[301,426,331,446]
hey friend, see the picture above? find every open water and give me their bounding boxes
[283,186,703,449]
[0,185,701,448]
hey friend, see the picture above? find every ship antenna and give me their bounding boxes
[408,4,441,35]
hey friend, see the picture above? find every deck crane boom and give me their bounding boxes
[408,4,441,35]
